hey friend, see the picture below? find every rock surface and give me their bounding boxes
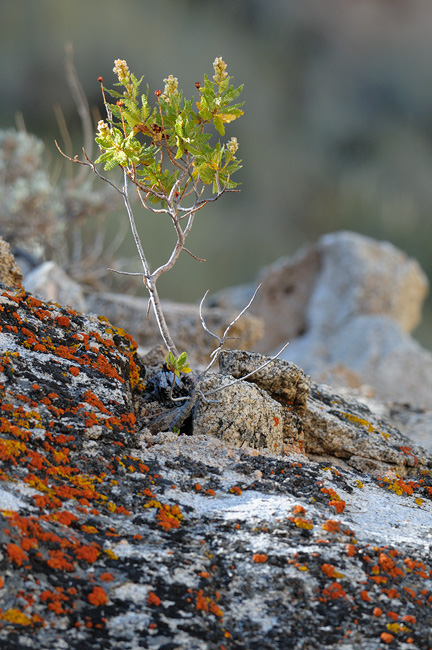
[1,285,432,649]
[0,236,23,288]
[302,231,427,335]
[211,231,432,409]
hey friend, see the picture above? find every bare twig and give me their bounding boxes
[107,268,145,277]
[55,142,124,195]
[199,283,262,354]
[15,111,27,133]
[183,248,206,262]
[170,284,264,404]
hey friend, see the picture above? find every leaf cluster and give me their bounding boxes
[94,58,243,200]
[165,351,191,379]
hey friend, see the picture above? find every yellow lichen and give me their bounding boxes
[1,608,32,626]
[339,412,375,433]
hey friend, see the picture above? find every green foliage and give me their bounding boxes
[165,350,192,379]
[94,57,243,200]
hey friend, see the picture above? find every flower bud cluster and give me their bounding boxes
[97,121,111,138]
[213,57,228,84]
[161,75,179,103]
[113,59,130,83]
[226,137,239,156]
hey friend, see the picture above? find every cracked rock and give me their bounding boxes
[193,372,304,454]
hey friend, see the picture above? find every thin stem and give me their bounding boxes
[121,170,178,356]
[122,169,150,276]
[220,283,262,344]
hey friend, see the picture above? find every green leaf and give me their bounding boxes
[103,156,121,171]
[141,94,150,121]
[222,84,244,104]
[213,117,225,136]
[94,151,112,164]
[175,138,185,159]
[197,164,216,185]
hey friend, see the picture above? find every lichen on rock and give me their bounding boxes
[1,284,432,649]
[304,382,432,475]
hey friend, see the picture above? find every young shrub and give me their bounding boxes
[59,56,243,364]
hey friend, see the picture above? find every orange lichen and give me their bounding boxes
[289,516,314,530]
[378,553,393,570]
[346,543,356,557]
[75,545,100,563]
[360,590,371,602]
[253,554,268,563]
[83,390,110,414]
[402,615,416,624]
[147,591,161,606]
[195,590,223,618]
[156,504,183,530]
[380,632,394,644]
[100,573,114,582]
[322,563,345,579]
[328,500,345,514]
[322,582,346,600]
[46,550,75,572]
[26,296,43,308]
[378,475,419,496]
[373,607,383,617]
[6,542,28,567]
[322,520,340,533]
[403,586,416,598]
[55,316,71,327]
[88,586,108,606]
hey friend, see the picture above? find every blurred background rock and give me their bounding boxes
[2,0,432,347]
